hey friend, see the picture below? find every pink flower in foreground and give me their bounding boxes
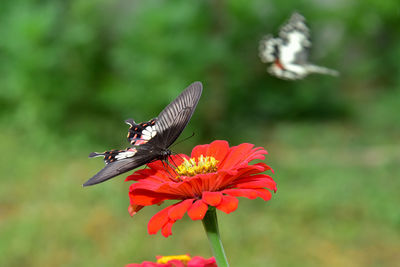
[126,254,217,267]
[127,140,277,237]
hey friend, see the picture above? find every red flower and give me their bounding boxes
[127,140,276,237]
[126,255,217,267]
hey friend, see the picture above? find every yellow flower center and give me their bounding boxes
[157,254,191,264]
[176,155,219,177]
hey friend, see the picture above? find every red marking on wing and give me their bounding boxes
[274,59,284,70]
[134,140,147,145]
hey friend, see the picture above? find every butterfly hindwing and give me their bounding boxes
[125,118,157,145]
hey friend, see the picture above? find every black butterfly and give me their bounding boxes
[83,81,203,186]
[259,12,339,80]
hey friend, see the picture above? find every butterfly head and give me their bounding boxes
[160,148,172,160]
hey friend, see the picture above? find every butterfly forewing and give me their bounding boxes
[150,81,203,148]
[279,13,310,45]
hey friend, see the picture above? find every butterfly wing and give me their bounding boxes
[278,12,311,66]
[125,118,157,145]
[83,145,160,186]
[259,34,281,63]
[149,81,203,149]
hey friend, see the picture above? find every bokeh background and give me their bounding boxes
[1,0,399,266]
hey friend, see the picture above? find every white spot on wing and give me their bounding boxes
[259,36,280,63]
[115,149,137,160]
[280,31,306,66]
[151,128,157,138]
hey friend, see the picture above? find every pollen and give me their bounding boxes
[176,155,219,177]
[157,254,191,264]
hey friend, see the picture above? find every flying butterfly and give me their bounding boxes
[83,81,203,186]
[259,12,339,80]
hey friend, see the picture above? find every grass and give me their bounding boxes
[1,109,399,266]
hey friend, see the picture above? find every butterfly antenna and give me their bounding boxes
[170,132,195,149]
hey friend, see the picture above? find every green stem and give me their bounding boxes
[202,207,229,267]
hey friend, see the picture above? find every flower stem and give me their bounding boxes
[202,207,229,267]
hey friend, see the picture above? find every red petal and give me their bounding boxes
[187,200,208,220]
[147,159,167,170]
[222,188,273,201]
[166,260,186,267]
[222,188,259,199]
[206,140,229,162]
[129,188,177,206]
[125,263,155,267]
[255,162,273,172]
[233,179,277,191]
[125,168,156,181]
[161,220,175,237]
[202,191,223,206]
[188,256,217,267]
[219,143,254,170]
[128,204,144,216]
[129,193,166,206]
[216,195,238,214]
[254,188,273,201]
[191,144,209,158]
[148,206,172,235]
[127,168,170,182]
[243,146,268,163]
[168,199,194,220]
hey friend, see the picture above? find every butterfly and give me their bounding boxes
[83,81,203,186]
[259,12,339,80]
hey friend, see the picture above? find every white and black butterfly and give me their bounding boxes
[259,12,339,80]
[83,81,203,186]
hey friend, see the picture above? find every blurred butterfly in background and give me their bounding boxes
[83,81,203,186]
[259,12,339,80]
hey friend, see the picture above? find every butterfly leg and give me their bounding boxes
[161,160,181,182]
[168,156,180,169]
[165,158,180,176]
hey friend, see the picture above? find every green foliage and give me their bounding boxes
[2,0,399,148]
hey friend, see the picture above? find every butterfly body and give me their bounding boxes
[84,81,203,187]
[259,12,338,80]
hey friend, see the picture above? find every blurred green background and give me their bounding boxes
[1,0,399,266]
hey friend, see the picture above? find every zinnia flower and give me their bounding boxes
[126,254,217,267]
[126,140,276,237]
